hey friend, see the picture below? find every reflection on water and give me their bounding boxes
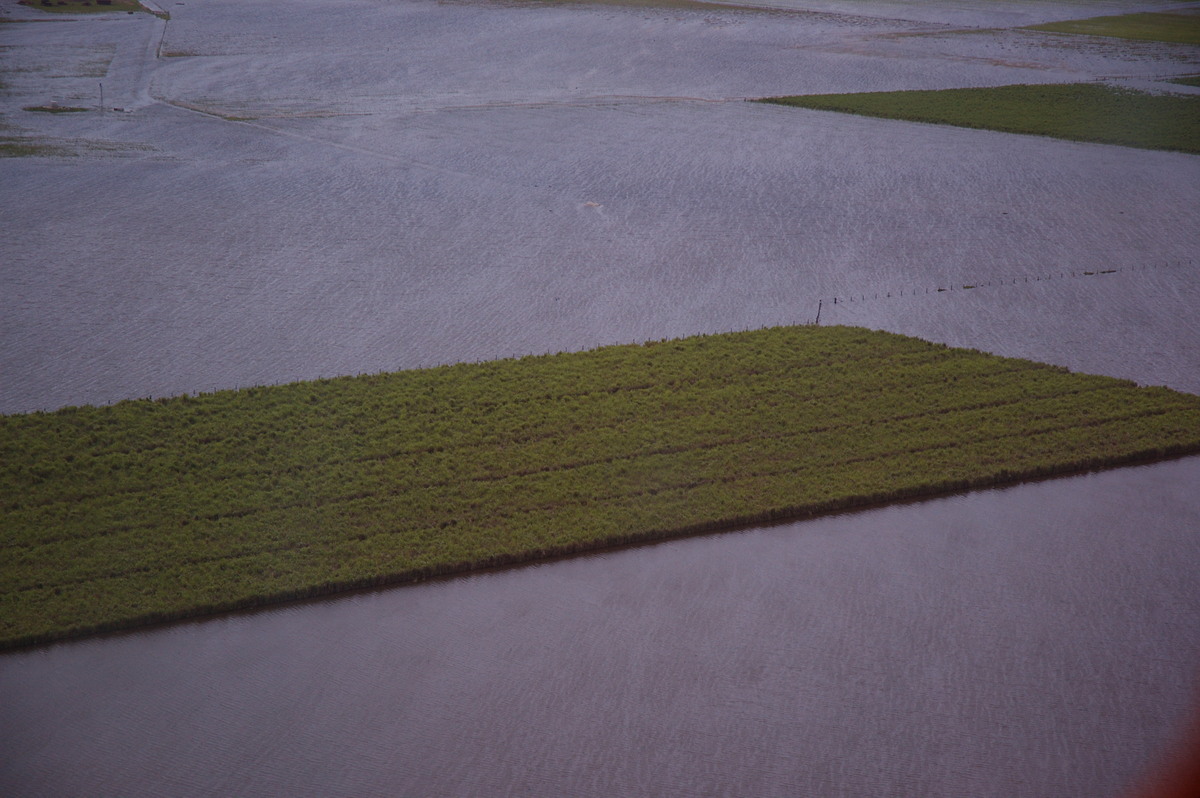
[3,458,1199,797]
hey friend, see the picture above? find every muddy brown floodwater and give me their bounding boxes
[1,0,1198,795]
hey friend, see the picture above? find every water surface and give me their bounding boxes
[2,0,1197,411]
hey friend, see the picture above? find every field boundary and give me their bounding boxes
[5,442,1198,652]
[4,325,1200,651]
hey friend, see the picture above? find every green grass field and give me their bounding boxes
[756,84,1200,154]
[1025,10,1200,45]
[16,0,159,16]
[4,325,1200,650]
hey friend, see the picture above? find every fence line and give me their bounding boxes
[813,258,1195,322]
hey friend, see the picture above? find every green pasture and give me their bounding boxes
[1025,10,1200,45]
[15,0,157,16]
[4,325,1200,650]
[756,84,1200,154]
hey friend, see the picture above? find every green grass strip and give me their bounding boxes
[1025,10,1200,45]
[755,84,1200,154]
[22,105,90,114]
[16,0,162,17]
[3,325,1200,650]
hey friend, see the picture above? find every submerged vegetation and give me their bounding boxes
[0,140,66,156]
[3,325,1200,650]
[0,119,68,157]
[755,84,1200,154]
[1025,10,1200,45]
[23,104,89,113]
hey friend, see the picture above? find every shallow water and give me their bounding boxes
[1,0,1199,795]
[2,0,1198,413]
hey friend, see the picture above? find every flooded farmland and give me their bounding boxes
[2,0,1199,795]
[4,0,1199,412]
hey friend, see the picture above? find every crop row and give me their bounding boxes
[3,325,1199,648]
[3,386,1197,593]
[2,366,1126,543]
[0,345,1083,508]
[1,336,988,495]
[4,403,1196,648]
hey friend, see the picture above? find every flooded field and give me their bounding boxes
[3,0,1198,412]
[1,0,1199,795]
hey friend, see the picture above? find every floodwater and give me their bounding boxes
[3,0,1199,412]
[1,0,1199,795]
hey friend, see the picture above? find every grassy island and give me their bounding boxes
[15,0,159,16]
[756,85,1200,155]
[3,325,1200,650]
[1025,10,1200,45]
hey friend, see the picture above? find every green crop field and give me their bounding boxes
[3,325,1200,650]
[755,84,1200,154]
[15,0,160,16]
[1025,10,1200,45]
